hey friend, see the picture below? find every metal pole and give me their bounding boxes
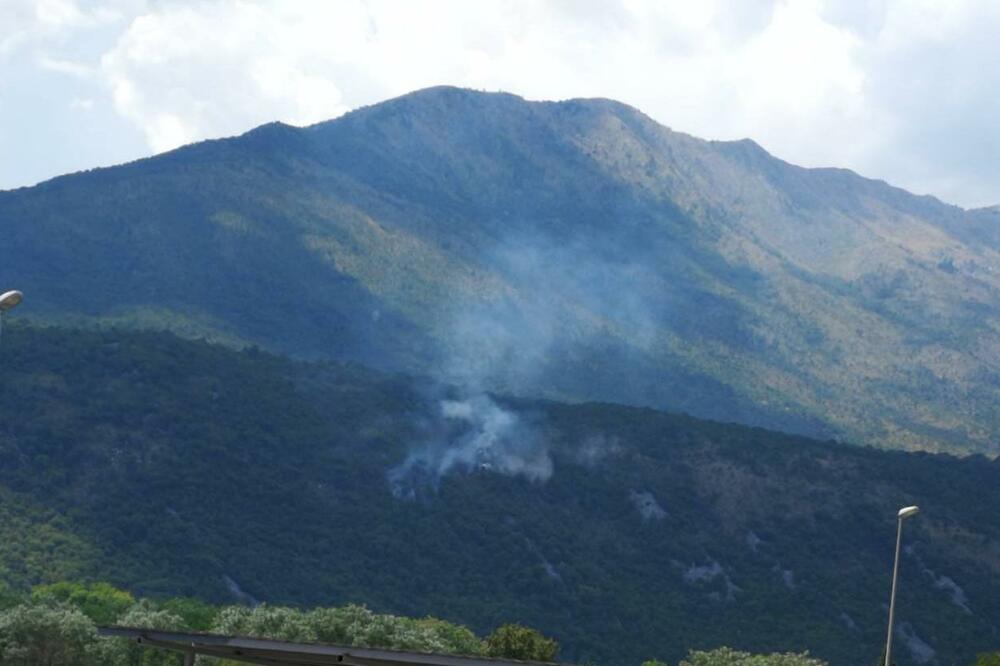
[884,516,904,666]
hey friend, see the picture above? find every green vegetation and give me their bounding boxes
[3,87,1000,455]
[0,582,518,665]
[0,601,98,666]
[677,648,826,666]
[0,323,998,665]
[484,624,559,662]
[33,582,135,625]
[210,603,486,656]
[2,582,996,666]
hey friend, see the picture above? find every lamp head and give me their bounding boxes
[898,505,919,519]
[0,290,22,312]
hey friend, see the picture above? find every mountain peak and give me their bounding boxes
[308,85,529,131]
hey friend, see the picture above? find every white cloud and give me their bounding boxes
[0,0,126,56]
[99,0,361,151]
[34,0,91,28]
[92,0,866,156]
[852,0,1000,206]
[1,0,999,207]
[39,55,94,77]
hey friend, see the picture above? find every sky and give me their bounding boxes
[1,0,998,209]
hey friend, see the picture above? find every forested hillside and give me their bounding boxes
[3,87,1000,453]
[0,323,997,665]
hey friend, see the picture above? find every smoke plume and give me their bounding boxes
[387,395,551,500]
[387,233,660,498]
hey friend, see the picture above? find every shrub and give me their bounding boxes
[483,624,559,662]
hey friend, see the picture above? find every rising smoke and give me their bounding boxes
[387,233,663,498]
[439,239,665,395]
[387,394,552,500]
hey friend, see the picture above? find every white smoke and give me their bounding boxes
[575,434,624,467]
[439,240,663,397]
[388,395,552,500]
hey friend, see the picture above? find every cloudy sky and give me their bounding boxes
[1,0,998,208]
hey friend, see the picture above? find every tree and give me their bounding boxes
[408,616,483,656]
[92,601,188,666]
[679,647,828,666]
[212,604,317,642]
[975,653,1000,666]
[32,581,134,625]
[306,605,483,655]
[159,597,218,632]
[483,624,559,662]
[0,601,98,666]
[0,579,21,610]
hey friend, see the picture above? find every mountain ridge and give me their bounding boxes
[2,86,999,454]
[3,87,967,215]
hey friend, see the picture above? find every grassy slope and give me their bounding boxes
[0,323,998,666]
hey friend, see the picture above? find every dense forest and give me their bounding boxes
[0,322,998,665]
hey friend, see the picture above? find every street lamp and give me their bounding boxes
[0,290,22,312]
[884,505,919,666]
[0,289,23,343]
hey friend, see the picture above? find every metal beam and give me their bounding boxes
[99,627,564,666]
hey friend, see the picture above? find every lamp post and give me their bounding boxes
[0,290,21,312]
[0,290,23,343]
[884,505,919,666]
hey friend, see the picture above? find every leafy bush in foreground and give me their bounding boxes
[677,648,826,666]
[0,582,527,665]
[484,624,559,662]
[0,601,98,666]
[7,586,996,666]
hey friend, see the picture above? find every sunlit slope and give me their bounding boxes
[0,324,998,666]
[3,86,1000,452]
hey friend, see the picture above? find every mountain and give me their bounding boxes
[3,86,1000,454]
[1,323,998,666]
